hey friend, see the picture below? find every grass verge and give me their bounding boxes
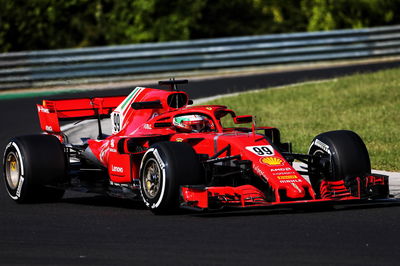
[203,68,400,171]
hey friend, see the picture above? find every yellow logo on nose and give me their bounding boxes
[260,157,283,166]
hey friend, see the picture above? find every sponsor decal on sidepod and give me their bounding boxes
[112,165,124,173]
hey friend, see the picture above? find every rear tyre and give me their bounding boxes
[139,141,203,213]
[3,135,67,203]
[308,130,370,197]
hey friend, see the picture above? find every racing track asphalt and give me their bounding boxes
[1,60,400,265]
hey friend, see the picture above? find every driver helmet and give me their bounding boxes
[173,114,211,132]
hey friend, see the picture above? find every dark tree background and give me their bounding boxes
[0,0,399,52]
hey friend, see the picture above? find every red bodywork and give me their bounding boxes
[36,86,388,210]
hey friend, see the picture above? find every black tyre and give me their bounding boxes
[139,141,203,213]
[3,135,67,203]
[308,130,370,196]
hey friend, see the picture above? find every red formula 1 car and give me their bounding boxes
[3,80,389,213]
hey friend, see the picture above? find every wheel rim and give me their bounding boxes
[142,158,162,199]
[5,151,20,190]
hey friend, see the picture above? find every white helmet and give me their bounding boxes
[173,114,212,132]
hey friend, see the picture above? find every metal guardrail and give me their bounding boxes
[1,25,400,90]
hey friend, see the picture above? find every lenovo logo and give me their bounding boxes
[112,165,124,173]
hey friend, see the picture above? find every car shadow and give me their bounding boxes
[60,193,189,215]
[190,199,400,218]
[60,193,148,210]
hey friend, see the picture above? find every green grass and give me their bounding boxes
[203,68,400,171]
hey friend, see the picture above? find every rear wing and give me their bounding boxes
[37,96,125,136]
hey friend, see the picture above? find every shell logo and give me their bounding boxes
[260,156,283,166]
[176,138,184,142]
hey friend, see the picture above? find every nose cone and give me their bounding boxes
[285,182,306,199]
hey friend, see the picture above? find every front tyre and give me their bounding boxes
[139,142,203,213]
[308,130,371,197]
[3,135,67,203]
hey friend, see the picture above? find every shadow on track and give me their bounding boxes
[190,199,400,218]
[60,194,147,210]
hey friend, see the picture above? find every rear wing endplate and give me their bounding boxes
[37,96,125,135]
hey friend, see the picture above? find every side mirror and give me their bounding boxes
[233,115,253,124]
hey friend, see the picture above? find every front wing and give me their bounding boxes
[180,174,390,211]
